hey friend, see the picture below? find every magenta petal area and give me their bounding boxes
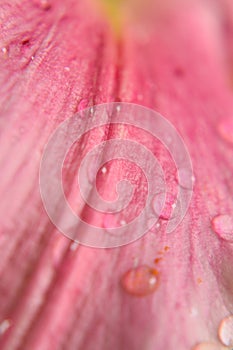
[1,0,233,350]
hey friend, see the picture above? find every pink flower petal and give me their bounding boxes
[0,1,233,350]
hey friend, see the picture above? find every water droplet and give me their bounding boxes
[64,66,70,72]
[192,343,222,350]
[101,166,107,174]
[0,319,11,335]
[70,241,79,251]
[116,105,121,112]
[218,315,233,347]
[120,219,126,226]
[40,0,51,10]
[1,47,8,58]
[178,168,194,189]
[31,55,35,61]
[152,192,177,220]
[121,265,159,296]
[211,215,233,242]
[90,107,94,115]
[218,118,233,145]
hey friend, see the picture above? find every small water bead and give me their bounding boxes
[211,215,233,242]
[121,265,159,296]
[64,66,70,72]
[69,241,79,251]
[0,319,11,335]
[218,315,233,347]
[120,219,126,226]
[1,47,8,58]
[178,168,195,189]
[116,105,121,112]
[152,192,177,220]
[101,166,107,174]
[40,0,51,10]
[218,118,233,145]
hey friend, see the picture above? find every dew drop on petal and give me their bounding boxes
[192,343,223,350]
[218,315,233,347]
[120,219,126,226]
[40,0,51,10]
[101,166,107,174]
[218,118,233,145]
[178,168,195,189]
[211,215,233,242]
[1,47,8,58]
[152,192,177,220]
[70,241,79,251]
[0,319,11,335]
[116,105,121,112]
[121,265,159,296]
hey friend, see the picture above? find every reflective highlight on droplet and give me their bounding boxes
[211,215,233,242]
[121,265,159,296]
[218,315,233,347]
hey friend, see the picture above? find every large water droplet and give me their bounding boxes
[218,118,233,145]
[218,315,233,347]
[211,215,233,242]
[121,265,159,296]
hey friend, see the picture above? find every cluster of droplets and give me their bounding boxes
[191,120,233,349]
[193,315,233,350]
